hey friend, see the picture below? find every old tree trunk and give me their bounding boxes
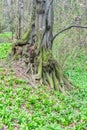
[12,0,73,91]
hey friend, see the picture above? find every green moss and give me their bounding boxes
[14,54,20,60]
[22,28,31,41]
[37,47,43,79]
[22,6,35,41]
[42,49,53,65]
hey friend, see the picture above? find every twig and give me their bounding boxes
[52,25,87,42]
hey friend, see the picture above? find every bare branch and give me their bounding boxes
[52,25,87,42]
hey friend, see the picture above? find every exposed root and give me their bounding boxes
[40,62,73,92]
[11,44,74,91]
[32,48,74,91]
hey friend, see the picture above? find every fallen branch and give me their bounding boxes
[52,25,87,42]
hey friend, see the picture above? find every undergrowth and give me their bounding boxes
[0,32,12,43]
[0,32,12,39]
[0,41,87,130]
[0,43,12,59]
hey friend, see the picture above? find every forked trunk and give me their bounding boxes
[12,0,73,91]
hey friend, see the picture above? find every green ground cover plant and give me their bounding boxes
[0,32,12,43]
[0,39,87,129]
[0,32,12,39]
[0,43,12,59]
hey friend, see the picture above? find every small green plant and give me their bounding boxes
[0,43,12,59]
[0,32,12,39]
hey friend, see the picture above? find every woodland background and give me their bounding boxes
[0,0,87,129]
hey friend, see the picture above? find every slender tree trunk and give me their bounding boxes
[12,0,73,91]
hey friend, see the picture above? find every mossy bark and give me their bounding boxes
[11,0,74,91]
[35,47,73,91]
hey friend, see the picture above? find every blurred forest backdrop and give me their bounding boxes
[0,0,87,129]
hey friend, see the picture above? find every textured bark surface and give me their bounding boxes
[11,0,73,91]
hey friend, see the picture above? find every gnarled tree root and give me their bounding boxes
[34,49,74,91]
[10,44,74,91]
[38,61,73,92]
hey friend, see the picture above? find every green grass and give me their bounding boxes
[0,41,87,130]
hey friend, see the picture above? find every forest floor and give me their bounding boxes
[0,43,87,130]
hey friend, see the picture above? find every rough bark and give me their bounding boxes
[11,0,73,91]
